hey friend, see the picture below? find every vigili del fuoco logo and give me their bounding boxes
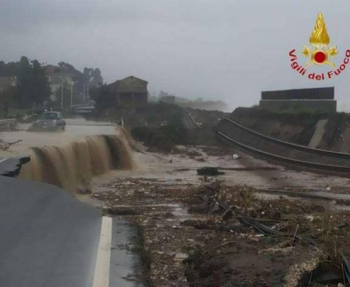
[289,13,350,80]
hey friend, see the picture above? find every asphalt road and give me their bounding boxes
[0,157,30,177]
[0,173,146,287]
[0,175,102,287]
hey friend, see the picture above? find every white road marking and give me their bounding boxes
[92,216,112,287]
[0,158,9,163]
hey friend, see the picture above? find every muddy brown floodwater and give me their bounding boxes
[0,118,135,193]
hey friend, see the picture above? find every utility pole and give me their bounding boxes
[61,78,64,108]
[83,84,89,102]
[70,82,75,108]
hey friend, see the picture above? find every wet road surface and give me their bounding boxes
[0,175,101,287]
[0,174,146,287]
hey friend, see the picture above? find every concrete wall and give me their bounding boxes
[259,100,337,113]
[261,87,334,100]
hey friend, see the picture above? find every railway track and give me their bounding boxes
[216,117,350,175]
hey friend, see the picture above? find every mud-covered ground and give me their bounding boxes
[91,146,350,287]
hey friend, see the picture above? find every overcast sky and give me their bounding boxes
[2,0,350,110]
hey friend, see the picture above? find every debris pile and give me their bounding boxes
[185,182,350,287]
[92,178,350,287]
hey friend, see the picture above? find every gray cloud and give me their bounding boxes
[2,0,350,110]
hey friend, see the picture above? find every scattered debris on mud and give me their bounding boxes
[92,177,350,287]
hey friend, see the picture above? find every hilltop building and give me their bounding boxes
[259,87,336,113]
[43,65,75,103]
[106,76,148,107]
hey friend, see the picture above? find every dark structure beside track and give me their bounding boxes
[260,87,336,113]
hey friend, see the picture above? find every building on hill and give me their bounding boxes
[106,76,148,107]
[43,65,75,103]
[259,87,336,113]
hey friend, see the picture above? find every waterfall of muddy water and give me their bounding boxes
[0,119,135,193]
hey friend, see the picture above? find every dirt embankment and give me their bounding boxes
[317,113,350,152]
[185,108,229,146]
[230,108,350,153]
[104,104,228,151]
[230,108,322,146]
[91,103,226,130]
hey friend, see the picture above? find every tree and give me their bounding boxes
[0,87,15,118]
[0,57,104,108]
[15,57,51,108]
[90,84,113,109]
[57,62,104,104]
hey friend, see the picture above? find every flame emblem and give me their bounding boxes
[302,13,338,67]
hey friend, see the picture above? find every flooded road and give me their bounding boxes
[0,118,134,193]
[0,118,117,152]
